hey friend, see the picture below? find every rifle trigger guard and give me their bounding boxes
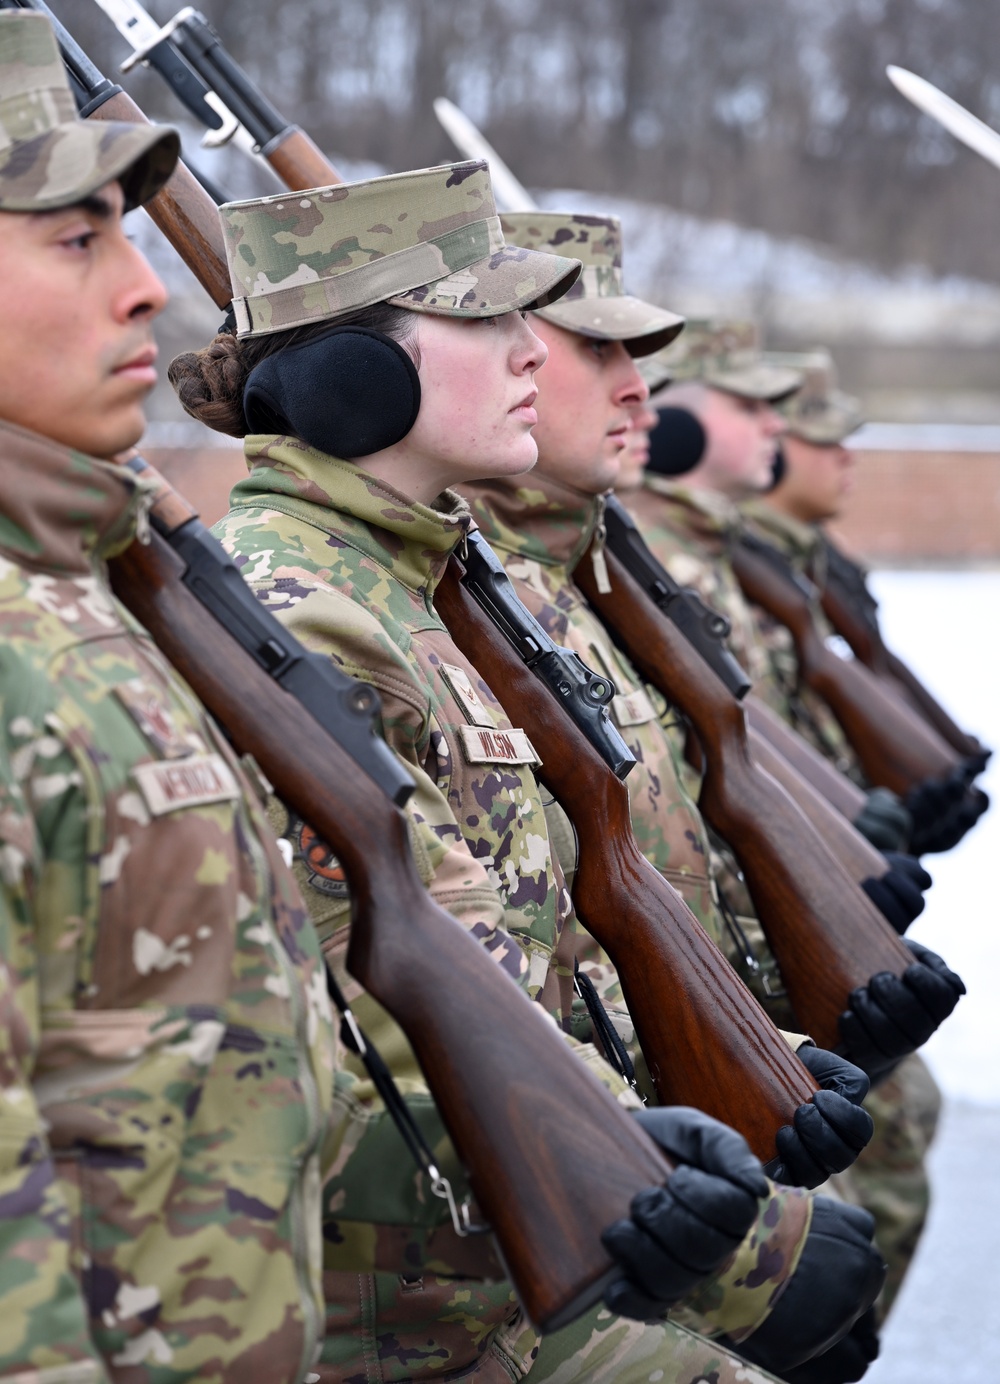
[428,1166,491,1238]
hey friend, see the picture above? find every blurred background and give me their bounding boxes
[48,3,1000,1375]
[50,0,1000,564]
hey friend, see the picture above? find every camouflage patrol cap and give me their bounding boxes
[499,211,684,357]
[766,349,863,444]
[220,161,582,338]
[662,319,803,402]
[0,11,179,213]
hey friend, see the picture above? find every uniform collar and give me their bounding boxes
[0,418,150,573]
[640,475,742,542]
[459,470,601,573]
[740,498,821,564]
[232,435,471,597]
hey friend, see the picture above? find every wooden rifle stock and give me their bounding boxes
[105,480,675,1335]
[746,729,889,887]
[746,697,868,822]
[433,555,817,1163]
[731,539,961,795]
[574,546,915,1053]
[819,552,985,761]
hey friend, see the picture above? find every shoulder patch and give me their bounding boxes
[439,663,496,727]
[114,679,199,759]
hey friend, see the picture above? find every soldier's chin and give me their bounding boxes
[88,404,150,461]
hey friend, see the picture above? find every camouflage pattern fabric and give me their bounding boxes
[628,477,863,780]
[767,349,864,445]
[461,474,718,939]
[498,211,683,352]
[213,436,819,1382]
[835,1053,941,1318]
[219,161,581,338]
[526,1315,786,1384]
[739,499,865,781]
[0,420,338,1381]
[628,478,938,1316]
[654,319,803,402]
[0,11,178,212]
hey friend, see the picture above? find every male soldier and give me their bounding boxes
[743,349,988,857]
[0,12,341,1379]
[625,325,950,1315]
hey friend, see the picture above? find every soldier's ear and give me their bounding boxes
[243,327,421,458]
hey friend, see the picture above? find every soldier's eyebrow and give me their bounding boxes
[29,193,116,224]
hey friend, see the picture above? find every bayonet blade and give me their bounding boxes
[433,97,537,212]
[91,0,229,133]
[92,0,161,49]
[887,65,1000,172]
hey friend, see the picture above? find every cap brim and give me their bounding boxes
[388,243,582,318]
[533,294,685,356]
[0,120,179,214]
[709,363,804,403]
[789,396,865,445]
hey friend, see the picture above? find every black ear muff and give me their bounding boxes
[243,326,421,459]
[646,406,707,477]
[768,442,786,491]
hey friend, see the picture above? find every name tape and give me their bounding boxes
[458,725,540,766]
[133,753,240,817]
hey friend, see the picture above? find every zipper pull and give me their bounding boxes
[591,495,612,594]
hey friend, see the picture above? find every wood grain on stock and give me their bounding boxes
[266,127,342,191]
[574,546,915,1053]
[89,90,232,308]
[821,580,983,759]
[746,697,867,821]
[731,543,961,795]
[746,729,889,887]
[107,509,674,1336]
[435,556,816,1162]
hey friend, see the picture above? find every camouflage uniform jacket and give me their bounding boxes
[214,438,814,1384]
[627,479,861,780]
[460,474,717,946]
[739,500,863,781]
[0,421,337,1384]
[463,475,803,1034]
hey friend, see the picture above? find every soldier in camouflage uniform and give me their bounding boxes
[0,13,341,1380]
[741,351,944,1313]
[169,166,887,1383]
[627,321,867,782]
[626,325,943,1317]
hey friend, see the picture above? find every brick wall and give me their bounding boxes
[148,443,1000,567]
[830,448,1000,566]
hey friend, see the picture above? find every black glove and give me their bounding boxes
[778,1306,880,1384]
[723,1199,886,1374]
[772,1046,872,1188]
[852,787,912,853]
[910,786,989,855]
[861,852,932,934]
[603,1107,769,1320]
[839,939,965,1082]
[905,767,966,831]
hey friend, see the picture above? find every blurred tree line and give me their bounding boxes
[56,0,1000,281]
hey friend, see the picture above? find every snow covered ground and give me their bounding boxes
[858,570,1000,1382]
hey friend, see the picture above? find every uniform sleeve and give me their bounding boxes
[669,1179,813,1341]
[0,735,108,1380]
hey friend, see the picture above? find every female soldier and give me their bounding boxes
[169,162,884,1384]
